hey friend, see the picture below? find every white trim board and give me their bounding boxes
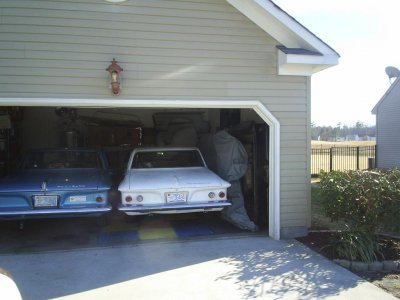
[0,98,281,240]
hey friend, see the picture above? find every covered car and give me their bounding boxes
[0,148,112,219]
[118,147,231,215]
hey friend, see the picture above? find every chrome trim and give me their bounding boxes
[0,205,112,216]
[118,202,231,214]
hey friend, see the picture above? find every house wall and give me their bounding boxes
[376,81,400,168]
[0,0,310,237]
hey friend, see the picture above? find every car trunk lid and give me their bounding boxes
[128,167,228,190]
[0,169,101,192]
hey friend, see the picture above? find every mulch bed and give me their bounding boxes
[297,231,400,298]
[296,231,400,261]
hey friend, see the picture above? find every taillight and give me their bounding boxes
[125,195,132,202]
[96,196,103,203]
[218,191,225,198]
[208,192,215,199]
[136,195,143,202]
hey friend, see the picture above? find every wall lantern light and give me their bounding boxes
[106,58,123,96]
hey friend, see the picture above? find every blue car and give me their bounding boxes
[0,148,112,220]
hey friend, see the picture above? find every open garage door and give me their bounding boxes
[0,99,280,240]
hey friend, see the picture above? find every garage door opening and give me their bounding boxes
[0,100,279,250]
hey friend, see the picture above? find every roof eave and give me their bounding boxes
[277,47,338,76]
[371,76,400,114]
[225,0,340,75]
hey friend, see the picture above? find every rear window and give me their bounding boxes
[131,150,204,169]
[22,150,102,169]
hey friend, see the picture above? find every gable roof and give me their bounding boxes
[372,76,400,114]
[225,0,339,75]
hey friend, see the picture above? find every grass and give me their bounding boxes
[312,141,376,149]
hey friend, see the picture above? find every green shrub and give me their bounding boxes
[318,169,400,261]
[319,169,400,233]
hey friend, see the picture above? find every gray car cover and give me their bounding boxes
[199,130,258,231]
[222,180,258,232]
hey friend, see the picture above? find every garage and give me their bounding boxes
[0,100,280,250]
[0,0,339,249]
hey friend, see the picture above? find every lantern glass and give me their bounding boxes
[111,71,118,82]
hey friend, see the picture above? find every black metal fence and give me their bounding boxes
[311,146,376,176]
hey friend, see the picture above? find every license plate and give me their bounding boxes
[69,196,87,203]
[166,192,187,203]
[33,195,58,207]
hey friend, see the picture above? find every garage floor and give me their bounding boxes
[0,212,260,253]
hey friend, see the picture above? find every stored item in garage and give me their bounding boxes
[199,130,258,232]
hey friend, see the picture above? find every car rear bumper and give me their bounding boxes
[118,202,231,215]
[0,205,112,217]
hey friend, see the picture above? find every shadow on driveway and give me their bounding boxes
[0,236,392,300]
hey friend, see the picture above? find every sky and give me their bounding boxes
[273,0,400,127]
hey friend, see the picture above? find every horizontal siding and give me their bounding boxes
[0,33,275,53]
[0,86,306,98]
[280,176,309,185]
[281,169,308,177]
[12,52,274,67]
[281,125,308,133]
[0,77,304,91]
[16,42,274,60]
[280,217,308,228]
[0,26,271,48]
[281,162,308,173]
[0,59,278,75]
[282,183,309,192]
[1,1,245,21]
[0,0,310,229]
[0,28,272,50]
[2,16,264,38]
[376,82,400,168]
[281,205,308,214]
[0,67,306,83]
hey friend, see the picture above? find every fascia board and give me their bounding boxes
[281,53,338,65]
[278,51,338,76]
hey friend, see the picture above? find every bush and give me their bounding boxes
[319,169,400,232]
[319,169,400,261]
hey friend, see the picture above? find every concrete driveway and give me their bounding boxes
[0,236,396,300]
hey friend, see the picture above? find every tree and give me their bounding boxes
[310,122,375,141]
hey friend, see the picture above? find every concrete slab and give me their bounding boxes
[0,213,244,253]
[0,236,396,300]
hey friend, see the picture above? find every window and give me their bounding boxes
[132,150,204,169]
[23,150,101,169]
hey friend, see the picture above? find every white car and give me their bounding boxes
[118,147,231,215]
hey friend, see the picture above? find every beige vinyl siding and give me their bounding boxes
[0,0,310,230]
[376,81,400,168]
